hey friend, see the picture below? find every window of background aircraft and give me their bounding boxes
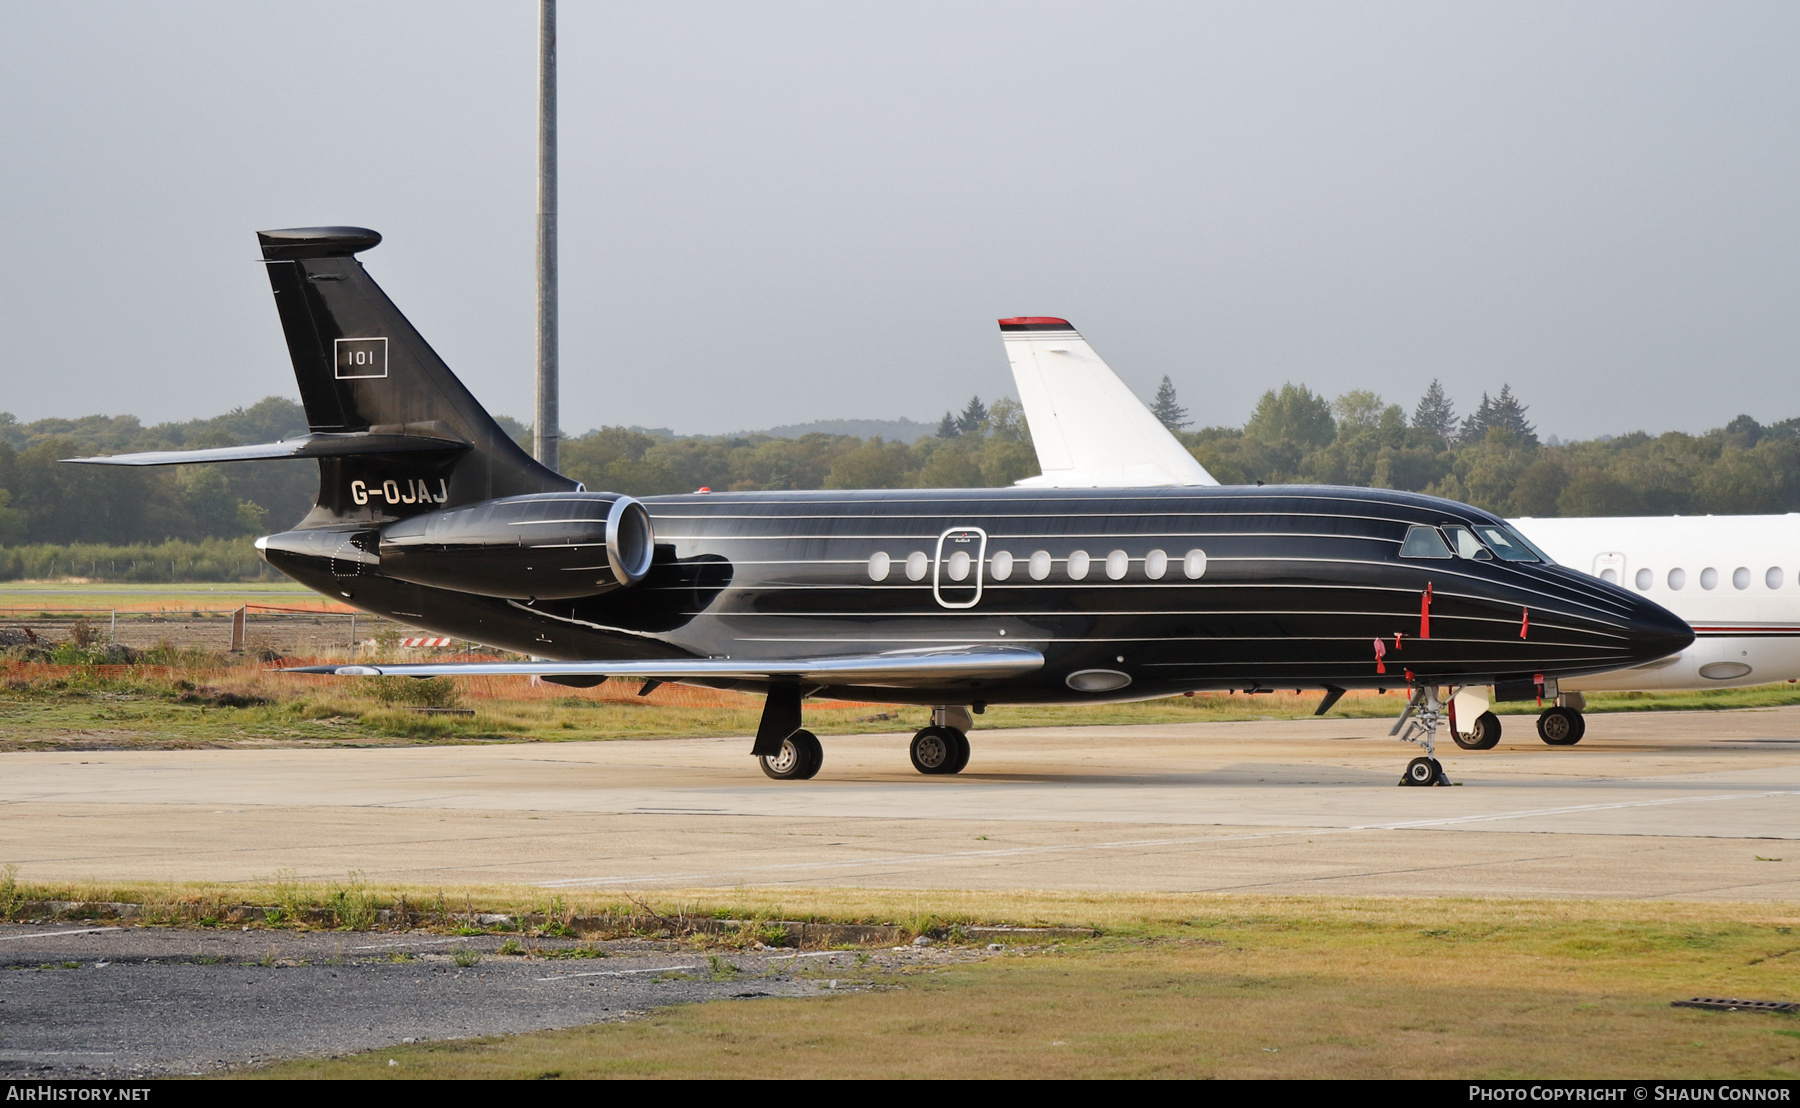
[1475,525,1538,561]
[1600,568,1619,584]
[1700,567,1718,590]
[867,552,891,581]
[1145,549,1168,579]
[946,550,971,581]
[906,551,928,581]
[1770,567,1785,590]
[1636,568,1653,591]
[1668,568,1686,590]
[1400,526,1452,559]
[1029,550,1052,580]
[1106,550,1129,580]
[1444,525,1493,560]
[991,550,1014,581]
[1185,549,1208,579]
[1068,550,1091,580]
[1734,567,1751,590]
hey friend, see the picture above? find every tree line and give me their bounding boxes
[3,379,1798,576]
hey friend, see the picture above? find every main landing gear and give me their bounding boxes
[759,728,823,780]
[910,706,973,776]
[1390,687,1458,787]
[1536,705,1586,746]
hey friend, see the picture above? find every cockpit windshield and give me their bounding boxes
[1474,524,1539,562]
[1442,525,1493,560]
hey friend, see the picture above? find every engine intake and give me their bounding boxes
[377,492,655,600]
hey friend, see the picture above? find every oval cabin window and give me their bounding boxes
[1145,549,1168,580]
[1106,550,1129,580]
[1067,550,1091,581]
[905,552,929,581]
[991,550,1014,581]
[1636,568,1653,591]
[1668,568,1686,590]
[1600,568,1618,584]
[867,552,890,582]
[1700,567,1718,591]
[1028,550,1052,581]
[1184,549,1208,579]
[1733,567,1750,590]
[1768,567,1785,590]
[946,551,971,582]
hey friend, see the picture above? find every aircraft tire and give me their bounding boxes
[1453,711,1502,750]
[945,729,971,774]
[760,730,824,780]
[1537,707,1584,746]
[1401,756,1439,786]
[910,726,961,775]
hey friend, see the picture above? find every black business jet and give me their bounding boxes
[67,227,1692,785]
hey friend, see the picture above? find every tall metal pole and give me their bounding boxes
[534,0,559,471]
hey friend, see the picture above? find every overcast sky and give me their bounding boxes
[2,2,1796,441]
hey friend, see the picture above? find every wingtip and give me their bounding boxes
[998,317,1075,332]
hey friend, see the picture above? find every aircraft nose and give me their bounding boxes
[1624,595,1694,662]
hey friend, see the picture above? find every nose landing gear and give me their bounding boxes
[1391,687,1459,786]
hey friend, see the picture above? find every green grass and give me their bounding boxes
[233,892,1800,1080]
[5,657,1800,750]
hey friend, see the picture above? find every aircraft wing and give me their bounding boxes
[998,317,1217,488]
[63,431,468,466]
[285,644,1045,688]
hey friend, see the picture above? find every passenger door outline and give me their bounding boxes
[933,527,988,609]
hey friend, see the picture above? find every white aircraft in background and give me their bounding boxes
[993,317,1792,749]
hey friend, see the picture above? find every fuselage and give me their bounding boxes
[1511,513,1800,691]
[260,484,1692,705]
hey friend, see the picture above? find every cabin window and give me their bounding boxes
[991,550,1014,581]
[1443,525,1493,560]
[1068,550,1091,580]
[867,552,891,582]
[1600,568,1619,584]
[1768,567,1784,590]
[1636,568,1653,591]
[1734,567,1751,590]
[1700,567,1718,590]
[1106,550,1129,580]
[905,552,929,581]
[1184,549,1208,579]
[946,551,972,582]
[1145,549,1168,579]
[1399,525,1453,560]
[1668,568,1686,590]
[1475,525,1538,562]
[1029,550,1052,580]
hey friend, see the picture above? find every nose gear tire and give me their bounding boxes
[1452,711,1502,750]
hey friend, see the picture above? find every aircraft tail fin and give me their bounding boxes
[997,318,1217,488]
[67,228,576,525]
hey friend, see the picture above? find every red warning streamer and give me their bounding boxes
[1372,637,1387,674]
[1520,607,1530,639]
[1420,582,1433,639]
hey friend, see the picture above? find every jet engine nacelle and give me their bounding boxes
[376,491,655,600]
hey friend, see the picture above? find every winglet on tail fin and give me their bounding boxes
[998,318,1216,488]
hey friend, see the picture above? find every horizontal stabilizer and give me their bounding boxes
[998,317,1216,489]
[286,645,1044,689]
[63,431,469,467]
